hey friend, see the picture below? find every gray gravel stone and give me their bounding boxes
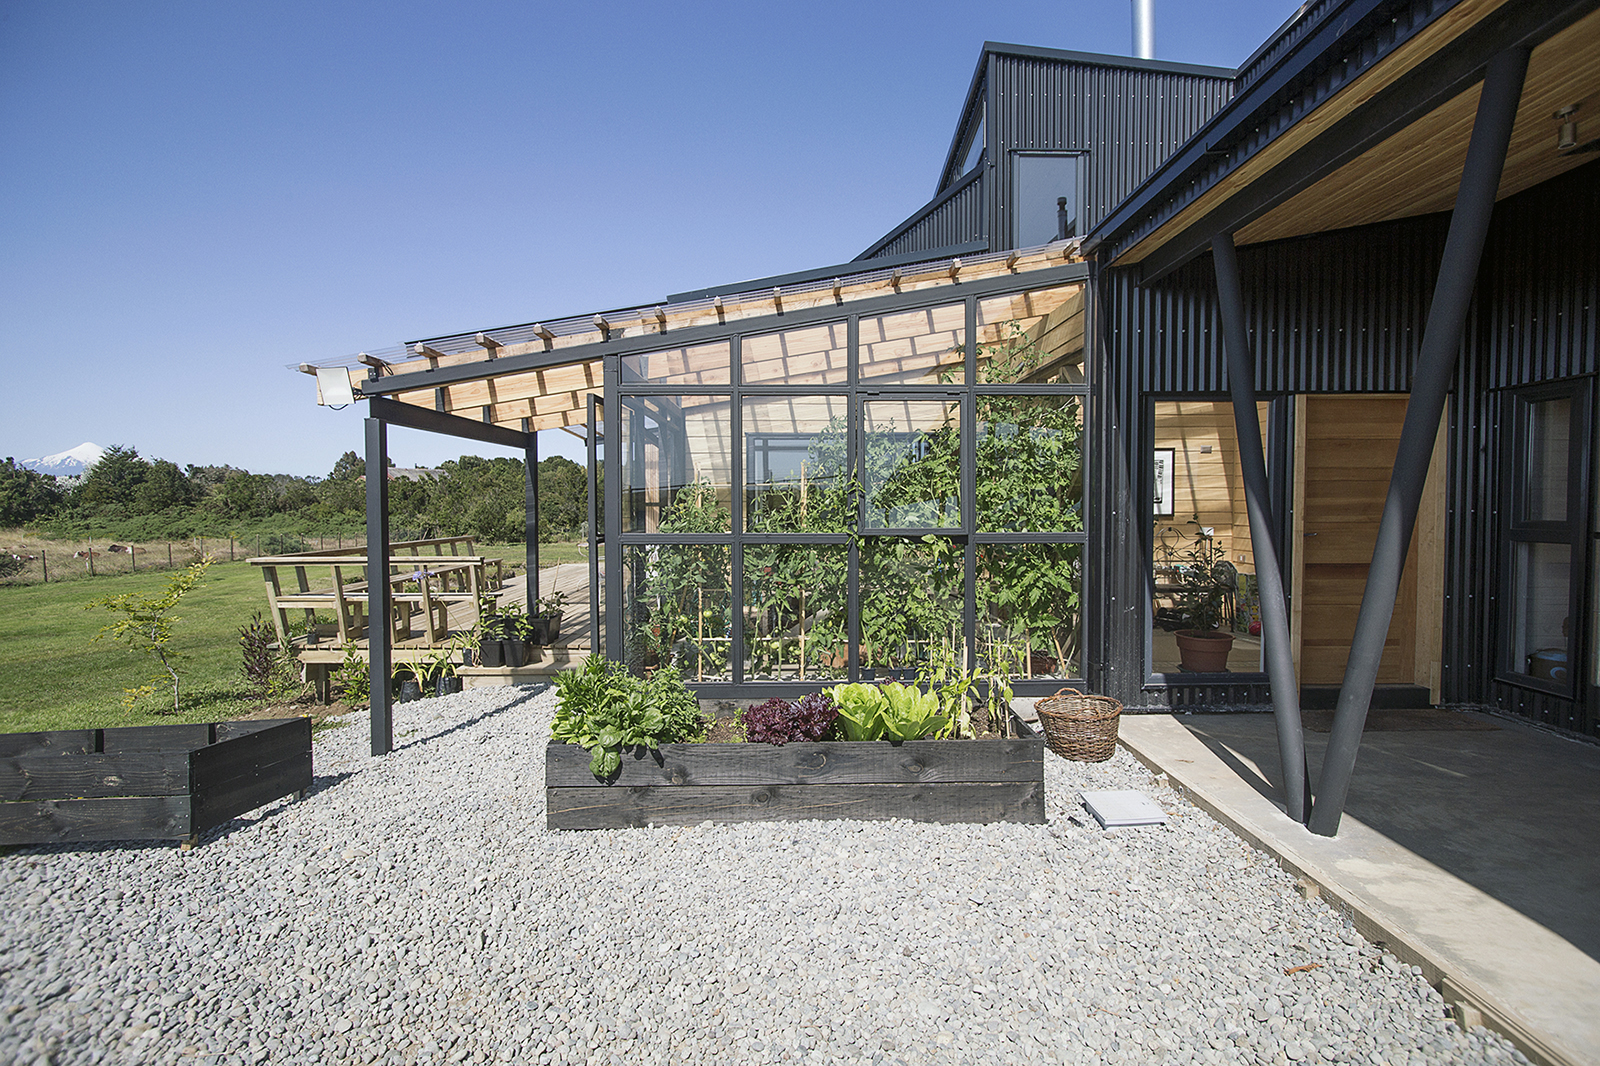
[1,686,1531,1065]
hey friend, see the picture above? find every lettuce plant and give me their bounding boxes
[743,692,837,745]
[552,658,668,777]
[829,683,890,741]
[878,682,949,741]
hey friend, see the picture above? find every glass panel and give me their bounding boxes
[1523,396,1571,522]
[743,396,853,533]
[742,544,848,682]
[976,394,1083,533]
[1512,541,1571,686]
[742,322,848,386]
[1151,400,1266,674]
[619,395,732,534]
[859,303,965,384]
[863,399,962,530]
[624,545,732,682]
[976,285,1085,384]
[622,341,730,386]
[977,543,1082,680]
[859,538,964,674]
[1013,153,1078,246]
[960,103,985,174]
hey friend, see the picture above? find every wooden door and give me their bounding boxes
[1296,396,1423,685]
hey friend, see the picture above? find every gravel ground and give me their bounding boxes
[1,685,1529,1066]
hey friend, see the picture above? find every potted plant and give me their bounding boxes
[1171,530,1237,672]
[499,604,529,668]
[418,647,462,697]
[528,591,567,646]
[474,613,506,668]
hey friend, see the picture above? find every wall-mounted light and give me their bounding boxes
[1556,105,1579,152]
[313,366,355,407]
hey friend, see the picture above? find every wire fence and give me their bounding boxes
[0,532,384,585]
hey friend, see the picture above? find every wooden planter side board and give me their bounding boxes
[0,718,312,845]
[547,720,1045,830]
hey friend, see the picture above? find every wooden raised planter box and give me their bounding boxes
[547,717,1044,830]
[0,718,312,847]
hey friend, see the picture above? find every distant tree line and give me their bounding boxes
[0,446,594,544]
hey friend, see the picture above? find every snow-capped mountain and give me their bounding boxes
[20,442,106,477]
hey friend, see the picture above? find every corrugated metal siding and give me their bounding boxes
[864,172,988,260]
[1093,159,1600,734]
[1104,215,1444,396]
[991,56,1232,244]
[1443,160,1600,737]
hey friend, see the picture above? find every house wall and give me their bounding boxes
[860,53,1232,262]
[1090,158,1600,737]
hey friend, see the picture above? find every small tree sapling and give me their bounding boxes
[86,558,212,714]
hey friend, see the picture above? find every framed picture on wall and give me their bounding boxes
[1153,448,1175,517]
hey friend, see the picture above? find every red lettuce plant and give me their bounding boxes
[742,692,838,745]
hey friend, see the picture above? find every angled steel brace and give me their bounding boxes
[1212,232,1310,824]
[1310,47,1529,836]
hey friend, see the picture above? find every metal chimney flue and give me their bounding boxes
[1132,0,1155,59]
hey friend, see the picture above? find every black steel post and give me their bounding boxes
[1212,232,1310,824]
[365,416,393,756]
[1310,47,1528,836]
[525,425,539,612]
[588,395,601,656]
[604,356,623,661]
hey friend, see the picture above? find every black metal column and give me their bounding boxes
[1310,47,1528,836]
[525,425,539,611]
[604,356,623,661]
[587,395,601,655]
[1212,232,1309,824]
[364,416,393,756]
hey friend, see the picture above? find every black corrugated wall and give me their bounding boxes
[990,56,1233,247]
[1091,158,1600,735]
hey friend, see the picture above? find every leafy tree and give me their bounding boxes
[132,459,197,513]
[86,558,212,713]
[0,458,59,525]
[328,450,365,482]
[72,444,149,512]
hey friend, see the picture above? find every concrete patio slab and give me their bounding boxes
[1116,712,1600,1066]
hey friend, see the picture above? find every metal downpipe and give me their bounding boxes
[1212,233,1310,824]
[1309,47,1529,837]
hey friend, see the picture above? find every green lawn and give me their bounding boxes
[0,545,591,733]
[0,559,276,733]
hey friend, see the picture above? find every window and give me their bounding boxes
[1012,153,1081,247]
[1502,384,1588,694]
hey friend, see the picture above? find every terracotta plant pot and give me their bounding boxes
[1175,629,1234,672]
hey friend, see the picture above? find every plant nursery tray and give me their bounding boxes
[546,716,1044,830]
[0,718,312,846]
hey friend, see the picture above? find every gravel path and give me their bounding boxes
[2,686,1528,1066]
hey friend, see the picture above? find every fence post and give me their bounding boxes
[168,542,173,567]
[229,536,235,561]
[131,545,137,572]
[41,548,47,583]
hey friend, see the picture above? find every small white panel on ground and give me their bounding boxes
[1081,789,1168,828]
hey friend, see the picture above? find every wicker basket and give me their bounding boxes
[1035,689,1122,762]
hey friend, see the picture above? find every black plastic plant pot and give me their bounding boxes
[437,676,462,697]
[398,680,422,703]
[503,640,526,669]
[480,640,503,668]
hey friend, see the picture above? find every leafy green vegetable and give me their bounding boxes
[552,658,683,778]
[828,683,889,741]
[877,682,948,742]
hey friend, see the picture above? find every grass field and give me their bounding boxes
[0,543,591,733]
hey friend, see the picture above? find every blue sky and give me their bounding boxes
[0,0,1296,477]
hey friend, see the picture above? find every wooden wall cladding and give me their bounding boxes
[0,718,312,846]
